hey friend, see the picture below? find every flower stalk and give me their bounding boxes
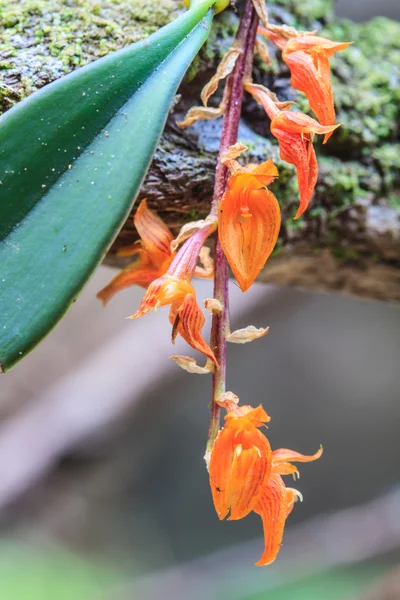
[99,0,349,565]
[207,0,259,455]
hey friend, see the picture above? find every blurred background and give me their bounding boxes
[1,1,400,599]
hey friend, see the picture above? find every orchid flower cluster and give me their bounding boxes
[98,0,350,566]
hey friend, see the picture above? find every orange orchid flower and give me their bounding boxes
[130,225,218,366]
[218,158,281,292]
[258,28,351,143]
[97,199,174,305]
[209,395,322,566]
[245,83,339,218]
[209,399,272,520]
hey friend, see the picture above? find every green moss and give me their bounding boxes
[331,246,360,261]
[2,0,399,238]
[270,0,335,27]
[318,156,381,206]
[371,144,400,191]
[322,17,400,155]
[0,0,182,113]
[388,192,400,209]
[260,9,400,162]
[271,237,283,256]
[251,8,400,237]
[199,10,238,67]
[189,207,202,220]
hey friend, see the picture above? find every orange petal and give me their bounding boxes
[173,293,218,365]
[253,473,290,566]
[209,427,236,519]
[245,83,280,120]
[272,462,300,478]
[229,429,272,520]
[285,35,352,55]
[246,405,271,426]
[228,447,261,519]
[272,110,339,137]
[97,251,155,305]
[309,49,335,143]
[134,199,174,266]
[285,488,299,517]
[219,185,281,291]
[283,37,350,143]
[301,139,318,218]
[271,125,317,218]
[116,243,144,258]
[284,50,336,143]
[130,276,194,318]
[272,445,323,475]
[222,402,271,425]
[248,158,279,187]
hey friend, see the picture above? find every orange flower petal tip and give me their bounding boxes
[272,445,323,472]
[322,123,342,144]
[96,260,158,306]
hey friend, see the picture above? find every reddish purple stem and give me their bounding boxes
[169,222,215,280]
[207,0,259,453]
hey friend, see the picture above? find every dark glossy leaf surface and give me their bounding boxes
[0,5,213,371]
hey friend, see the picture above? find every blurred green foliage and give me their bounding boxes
[245,564,386,600]
[0,543,118,600]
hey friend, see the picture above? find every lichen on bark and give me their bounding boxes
[0,0,182,111]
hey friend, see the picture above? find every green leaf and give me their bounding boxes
[0,4,214,371]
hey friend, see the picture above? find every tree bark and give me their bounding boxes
[1,0,399,301]
[107,115,400,303]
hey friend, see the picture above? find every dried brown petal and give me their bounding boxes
[227,325,269,344]
[251,0,269,28]
[171,217,217,252]
[197,247,214,279]
[201,48,242,106]
[170,355,214,374]
[266,23,304,40]
[221,142,248,163]
[245,82,294,111]
[204,298,223,315]
[220,142,249,174]
[255,37,271,66]
[216,391,240,407]
[177,105,225,129]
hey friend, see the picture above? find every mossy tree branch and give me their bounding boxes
[1,0,399,301]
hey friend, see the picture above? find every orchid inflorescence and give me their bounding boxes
[98,0,350,566]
